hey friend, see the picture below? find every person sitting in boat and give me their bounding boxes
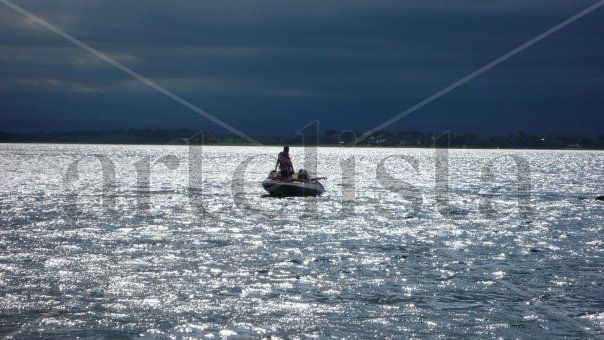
[277,146,294,178]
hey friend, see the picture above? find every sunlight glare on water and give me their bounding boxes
[0,144,603,337]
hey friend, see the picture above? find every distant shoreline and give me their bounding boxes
[2,142,604,152]
[1,129,603,150]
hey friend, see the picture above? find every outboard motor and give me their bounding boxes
[298,169,309,180]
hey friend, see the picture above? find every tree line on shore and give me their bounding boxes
[1,129,603,149]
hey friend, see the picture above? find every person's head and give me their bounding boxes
[283,146,289,154]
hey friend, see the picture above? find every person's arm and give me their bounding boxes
[275,156,280,170]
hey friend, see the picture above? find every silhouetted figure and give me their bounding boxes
[277,146,293,178]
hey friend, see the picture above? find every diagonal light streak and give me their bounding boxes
[0,0,262,146]
[355,0,604,145]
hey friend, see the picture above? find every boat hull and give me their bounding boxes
[262,179,325,197]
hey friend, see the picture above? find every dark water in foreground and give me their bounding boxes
[0,144,603,337]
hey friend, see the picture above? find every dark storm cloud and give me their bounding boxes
[0,0,602,133]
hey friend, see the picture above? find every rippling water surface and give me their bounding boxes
[0,144,603,337]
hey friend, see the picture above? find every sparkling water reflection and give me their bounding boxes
[0,144,603,337]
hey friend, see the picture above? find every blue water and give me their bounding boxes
[0,144,603,337]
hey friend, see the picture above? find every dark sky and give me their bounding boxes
[0,0,603,135]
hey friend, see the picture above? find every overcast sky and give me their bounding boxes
[0,0,602,135]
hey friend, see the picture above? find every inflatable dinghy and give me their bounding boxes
[262,170,325,197]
